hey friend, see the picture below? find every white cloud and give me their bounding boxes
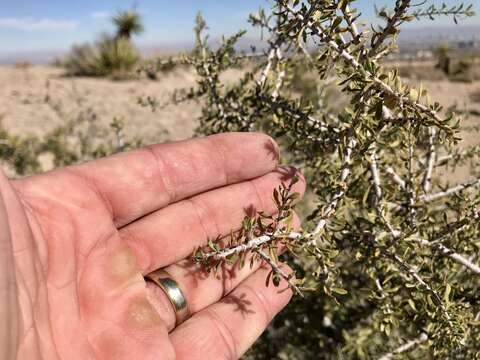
[0,17,78,31]
[91,11,111,20]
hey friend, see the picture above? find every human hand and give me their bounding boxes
[0,133,305,360]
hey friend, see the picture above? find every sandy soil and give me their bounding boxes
[0,65,242,143]
[0,65,479,179]
[0,66,202,142]
[420,79,480,149]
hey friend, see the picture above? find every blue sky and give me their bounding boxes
[0,0,478,53]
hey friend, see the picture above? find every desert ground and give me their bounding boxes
[0,65,201,142]
[1,63,479,179]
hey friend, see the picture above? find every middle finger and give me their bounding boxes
[119,166,305,274]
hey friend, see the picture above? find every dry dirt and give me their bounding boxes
[0,65,201,142]
[408,79,480,182]
[0,65,244,142]
[0,65,479,179]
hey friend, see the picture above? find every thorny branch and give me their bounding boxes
[377,333,428,360]
[182,1,479,356]
[281,1,449,126]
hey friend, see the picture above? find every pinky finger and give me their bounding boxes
[170,264,294,360]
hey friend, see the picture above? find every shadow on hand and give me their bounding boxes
[222,292,255,317]
[263,137,280,163]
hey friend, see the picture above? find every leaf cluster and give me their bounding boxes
[179,1,480,358]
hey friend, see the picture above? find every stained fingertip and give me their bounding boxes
[276,165,307,194]
[208,132,280,181]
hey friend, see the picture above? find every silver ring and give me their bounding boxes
[145,269,190,326]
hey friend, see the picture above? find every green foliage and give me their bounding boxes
[434,43,452,75]
[173,2,479,358]
[409,2,475,23]
[194,177,306,295]
[0,103,142,177]
[0,119,41,175]
[137,56,191,81]
[433,43,475,82]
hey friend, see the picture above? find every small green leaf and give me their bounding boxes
[408,299,417,311]
[332,287,348,295]
[444,283,452,302]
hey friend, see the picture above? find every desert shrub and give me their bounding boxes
[0,102,142,177]
[63,42,102,77]
[13,61,32,70]
[434,43,452,76]
[433,43,477,83]
[396,63,448,81]
[94,35,140,79]
[146,2,479,358]
[470,90,480,104]
[63,35,140,79]
[0,119,41,175]
[137,57,190,80]
[449,60,474,83]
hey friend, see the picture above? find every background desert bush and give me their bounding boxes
[62,36,140,78]
[61,10,143,79]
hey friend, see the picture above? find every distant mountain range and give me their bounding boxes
[399,25,480,45]
[1,25,478,65]
[0,49,66,65]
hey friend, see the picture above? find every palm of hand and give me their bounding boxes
[1,133,304,360]
[11,169,159,359]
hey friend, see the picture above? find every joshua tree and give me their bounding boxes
[112,10,144,40]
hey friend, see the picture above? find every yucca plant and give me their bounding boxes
[112,10,145,40]
[95,34,140,78]
[63,10,143,78]
[63,35,139,78]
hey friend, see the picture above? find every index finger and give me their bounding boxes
[70,132,279,226]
